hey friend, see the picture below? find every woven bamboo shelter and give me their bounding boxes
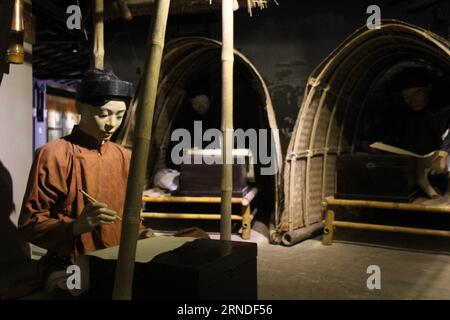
[275,20,450,246]
[117,36,283,222]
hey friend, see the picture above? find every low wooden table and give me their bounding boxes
[85,239,258,300]
[322,196,450,245]
[141,188,258,240]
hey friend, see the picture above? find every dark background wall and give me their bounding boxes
[104,0,449,152]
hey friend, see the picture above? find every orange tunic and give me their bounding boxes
[19,126,143,259]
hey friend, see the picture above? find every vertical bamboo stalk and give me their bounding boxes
[220,0,234,241]
[93,0,104,70]
[112,0,171,300]
[322,209,335,246]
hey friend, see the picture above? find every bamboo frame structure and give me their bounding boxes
[93,0,104,69]
[140,208,255,240]
[220,0,234,241]
[140,188,258,240]
[277,20,450,246]
[322,197,450,245]
[112,0,171,300]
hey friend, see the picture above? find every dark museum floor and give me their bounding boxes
[2,220,450,300]
[258,230,450,300]
[151,219,450,300]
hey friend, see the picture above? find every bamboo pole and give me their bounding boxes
[93,0,104,69]
[112,0,171,300]
[322,209,335,245]
[241,204,252,240]
[220,0,234,241]
[142,196,243,204]
[323,197,450,214]
[241,187,258,206]
[282,221,323,246]
[332,220,450,238]
[141,213,243,220]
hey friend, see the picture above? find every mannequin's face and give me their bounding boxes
[401,86,431,111]
[77,100,126,141]
[190,94,210,116]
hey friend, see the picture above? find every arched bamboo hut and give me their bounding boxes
[117,36,283,224]
[276,20,450,246]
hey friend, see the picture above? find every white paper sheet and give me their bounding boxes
[85,236,196,263]
[370,142,434,158]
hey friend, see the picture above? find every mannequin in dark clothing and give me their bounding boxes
[0,161,31,268]
[179,93,221,134]
[167,91,221,169]
[363,67,450,176]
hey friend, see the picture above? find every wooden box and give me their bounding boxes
[177,155,249,197]
[85,239,257,300]
[335,154,419,202]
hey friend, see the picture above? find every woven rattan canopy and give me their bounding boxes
[117,36,283,221]
[275,20,450,245]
